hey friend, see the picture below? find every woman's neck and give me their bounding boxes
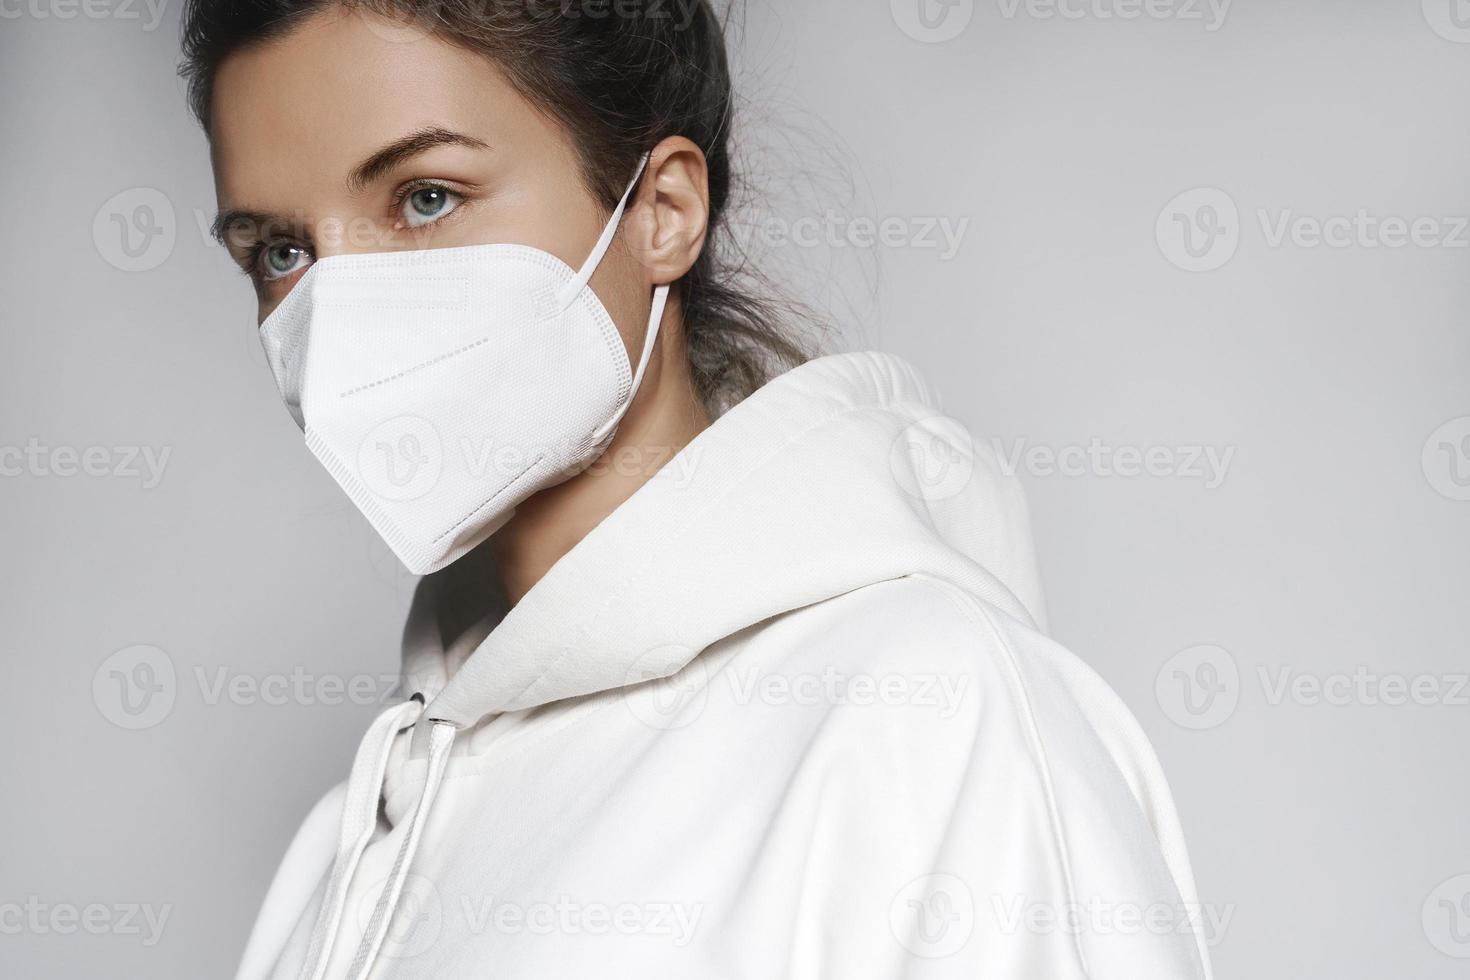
[490,318,711,605]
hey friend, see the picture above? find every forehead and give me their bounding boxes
[208,8,534,207]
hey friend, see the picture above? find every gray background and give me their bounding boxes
[2,0,1467,976]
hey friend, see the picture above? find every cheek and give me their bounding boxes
[585,248,654,365]
[255,291,286,328]
[255,267,311,321]
[440,172,609,269]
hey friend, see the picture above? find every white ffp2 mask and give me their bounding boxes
[258,157,669,575]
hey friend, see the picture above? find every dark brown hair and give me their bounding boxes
[180,0,812,413]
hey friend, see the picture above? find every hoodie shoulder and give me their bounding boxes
[739,575,1214,977]
[757,574,1048,710]
[773,573,1197,853]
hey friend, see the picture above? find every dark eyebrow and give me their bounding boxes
[348,126,490,191]
[209,208,294,247]
[208,128,489,245]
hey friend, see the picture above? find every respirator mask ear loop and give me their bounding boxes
[592,284,669,444]
[551,152,673,447]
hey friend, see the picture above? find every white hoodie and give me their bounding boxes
[237,351,1214,980]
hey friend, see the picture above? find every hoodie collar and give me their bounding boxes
[403,351,1046,733]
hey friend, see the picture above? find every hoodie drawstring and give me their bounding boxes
[347,719,455,978]
[298,699,458,980]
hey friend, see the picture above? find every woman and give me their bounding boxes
[182,2,1214,977]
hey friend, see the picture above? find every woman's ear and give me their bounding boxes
[626,136,710,287]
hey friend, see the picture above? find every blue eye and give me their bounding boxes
[402,185,462,228]
[260,242,312,281]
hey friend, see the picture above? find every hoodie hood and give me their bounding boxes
[402,350,1047,732]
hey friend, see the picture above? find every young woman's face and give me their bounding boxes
[208,6,654,335]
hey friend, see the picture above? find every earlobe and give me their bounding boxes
[630,137,710,287]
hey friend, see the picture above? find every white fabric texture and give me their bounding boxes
[236,351,1214,980]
